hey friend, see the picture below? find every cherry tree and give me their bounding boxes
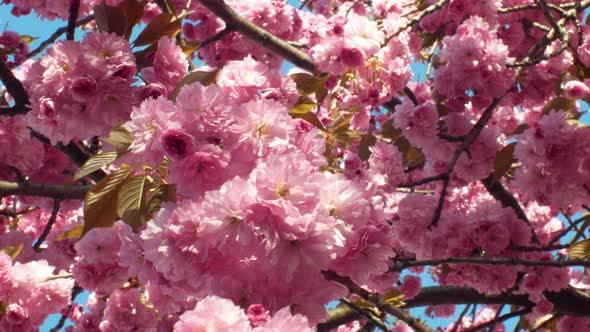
[1,0,590,331]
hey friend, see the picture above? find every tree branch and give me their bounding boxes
[195,0,316,73]
[322,270,436,332]
[26,15,95,59]
[0,180,89,200]
[29,129,108,183]
[481,175,541,244]
[33,199,61,251]
[389,257,590,272]
[463,307,532,332]
[0,57,30,116]
[66,0,81,41]
[49,285,83,332]
[406,286,590,317]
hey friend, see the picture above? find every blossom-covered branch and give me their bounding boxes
[196,0,316,72]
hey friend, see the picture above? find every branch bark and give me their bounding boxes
[0,57,30,116]
[481,175,541,243]
[318,286,590,330]
[322,270,436,332]
[0,180,89,200]
[66,0,81,41]
[195,0,316,73]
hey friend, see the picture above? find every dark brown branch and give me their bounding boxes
[340,298,388,332]
[318,285,590,330]
[463,307,532,332]
[317,305,358,332]
[33,199,61,251]
[322,270,436,332]
[196,0,316,73]
[385,0,450,41]
[481,175,541,244]
[450,304,471,332]
[403,86,419,106]
[549,213,589,245]
[0,180,89,200]
[389,257,590,272]
[0,57,30,116]
[49,285,83,332]
[200,27,233,48]
[29,130,107,182]
[400,95,505,228]
[406,286,590,317]
[66,0,81,41]
[26,15,95,59]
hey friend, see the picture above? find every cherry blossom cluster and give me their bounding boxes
[0,252,73,332]
[24,32,138,144]
[120,73,395,320]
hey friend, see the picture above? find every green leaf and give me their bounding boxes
[19,35,38,45]
[93,3,126,36]
[569,239,590,260]
[133,12,183,47]
[358,134,376,161]
[492,142,517,180]
[102,126,132,156]
[71,151,118,182]
[55,225,84,241]
[133,43,158,69]
[82,168,133,236]
[380,119,401,139]
[383,288,406,306]
[146,184,176,219]
[119,0,146,39]
[1,243,24,260]
[171,69,219,100]
[290,73,329,103]
[542,97,577,116]
[531,314,557,331]
[117,175,148,231]
[289,96,326,131]
[405,147,425,169]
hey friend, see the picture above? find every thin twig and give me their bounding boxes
[26,15,94,59]
[33,199,61,252]
[322,270,436,332]
[340,298,388,332]
[49,285,83,332]
[200,27,233,48]
[463,307,532,332]
[450,304,470,332]
[384,0,450,42]
[0,57,30,116]
[481,175,541,244]
[548,213,589,245]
